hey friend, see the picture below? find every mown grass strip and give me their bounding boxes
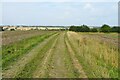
[2,32,57,70]
[15,33,59,78]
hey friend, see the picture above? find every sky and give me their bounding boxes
[0,0,120,26]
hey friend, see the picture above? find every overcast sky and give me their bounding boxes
[0,0,120,26]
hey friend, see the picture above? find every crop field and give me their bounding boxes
[1,31,119,78]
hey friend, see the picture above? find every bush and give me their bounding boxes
[100,24,111,33]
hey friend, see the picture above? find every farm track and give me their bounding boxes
[2,33,59,78]
[32,32,74,78]
[33,32,82,78]
[46,32,73,78]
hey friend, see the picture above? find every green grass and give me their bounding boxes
[2,32,57,70]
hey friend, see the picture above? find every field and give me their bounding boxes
[1,30,119,78]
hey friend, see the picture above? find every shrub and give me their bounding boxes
[100,24,111,33]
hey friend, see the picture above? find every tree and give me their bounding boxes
[100,24,111,33]
[80,25,90,32]
[69,25,76,31]
[69,25,90,32]
[111,26,120,33]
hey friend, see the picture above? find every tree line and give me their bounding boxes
[69,24,120,33]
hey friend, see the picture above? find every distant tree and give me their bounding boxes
[100,24,111,33]
[111,26,120,33]
[80,25,90,32]
[69,25,76,31]
[69,25,90,32]
[90,28,98,32]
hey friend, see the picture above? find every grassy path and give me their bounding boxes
[2,33,58,78]
[46,32,75,78]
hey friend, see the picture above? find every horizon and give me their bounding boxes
[0,24,119,27]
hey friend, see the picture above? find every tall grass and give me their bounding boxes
[67,31,118,78]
